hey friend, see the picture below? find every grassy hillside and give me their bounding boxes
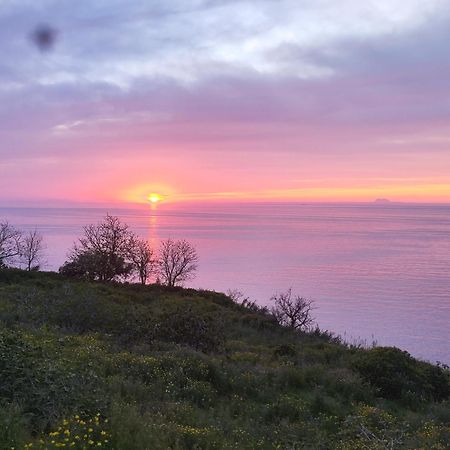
[0,269,449,449]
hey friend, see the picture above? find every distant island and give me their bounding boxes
[374,198,391,203]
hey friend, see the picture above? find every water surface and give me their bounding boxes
[2,202,449,364]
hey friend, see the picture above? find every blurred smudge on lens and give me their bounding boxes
[30,24,58,52]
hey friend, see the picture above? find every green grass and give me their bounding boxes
[0,268,449,449]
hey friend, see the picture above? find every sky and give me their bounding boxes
[1,0,450,205]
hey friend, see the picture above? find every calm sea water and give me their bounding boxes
[1,203,449,364]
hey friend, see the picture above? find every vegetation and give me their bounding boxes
[59,215,198,286]
[158,238,199,287]
[271,288,315,331]
[0,222,45,270]
[0,269,449,449]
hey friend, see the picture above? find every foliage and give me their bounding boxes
[58,216,198,286]
[0,402,29,449]
[156,305,224,352]
[61,215,134,282]
[0,269,448,449]
[0,328,107,432]
[59,249,131,281]
[31,414,111,449]
[353,346,450,402]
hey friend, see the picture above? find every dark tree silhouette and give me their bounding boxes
[59,250,104,280]
[128,237,155,285]
[61,215,133,281]
[158,238,198,287]
[271,288,315,331]
[21,229,46,271]
[0,222,22,268]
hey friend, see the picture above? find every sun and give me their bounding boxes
[148,193,163,204]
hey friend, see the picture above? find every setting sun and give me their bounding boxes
[148,193,163,204]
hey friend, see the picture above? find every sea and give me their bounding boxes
[1,202,449,365]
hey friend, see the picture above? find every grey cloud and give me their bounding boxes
[2,0,450,164]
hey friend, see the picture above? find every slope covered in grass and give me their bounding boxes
[0,269,449,449]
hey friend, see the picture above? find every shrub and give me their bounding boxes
[273,343,297,359]
[156,306,224,353]
[337,405,407,450]
[0,329,107,431]
[352,347,450,401]
[30,413,111,449]
[264,394,307,422]
[0,402,29,449]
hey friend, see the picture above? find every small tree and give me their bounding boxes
[158,238,198,287]
[271,288,315,331]
[0,222,22,268]
[128,237,155,285]
[21,229,46,271]
[61,215,133,282]
[59,249,127,281]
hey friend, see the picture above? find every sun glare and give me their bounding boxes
[148,193,163,204]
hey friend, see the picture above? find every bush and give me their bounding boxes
[273,343,297,359]
[0,402,29,449]
[31,413,111,449]
[352,347,450,401]
[156,306,224,353]
[0,329,107,431]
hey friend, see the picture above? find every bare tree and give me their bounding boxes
[21,229,46,271]
[0,222,22,268]
[61,214,134,281]
[128,237,155,285]
[271,288,315,331]
[158,238,199,287]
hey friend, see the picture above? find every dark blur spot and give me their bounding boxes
[30,24,58,52]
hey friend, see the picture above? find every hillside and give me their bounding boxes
[0,269,449,449]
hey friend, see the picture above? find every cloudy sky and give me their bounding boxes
[1,0,450,205]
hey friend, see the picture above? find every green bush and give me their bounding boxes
[273,343,297,359]
[0,329,107,431]
[353,347,450,401]
[156,306,224,352]
[0,402,29,449]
